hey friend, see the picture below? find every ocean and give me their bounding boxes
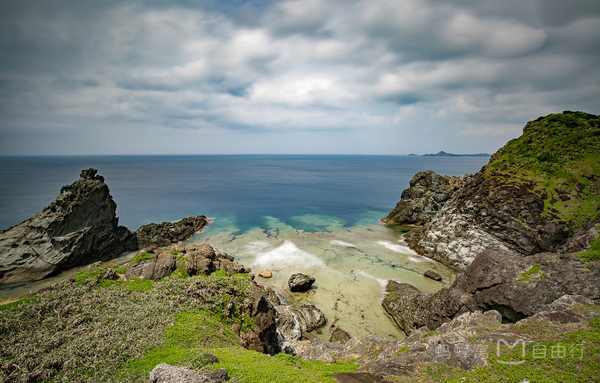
[0,155,487,231]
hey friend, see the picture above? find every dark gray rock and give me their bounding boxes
[0,169,136,285]
[382,171,464,225]
[423,270,442,281]
[149,364,228,383]
[382,249,600,335]
[136,216,209,249]
[329,326,352,343]
[288,273,316,292]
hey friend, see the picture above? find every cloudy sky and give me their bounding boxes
[1,0,599,155]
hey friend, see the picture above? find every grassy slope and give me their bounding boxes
[0,266,356,383]
[484,111,600,230]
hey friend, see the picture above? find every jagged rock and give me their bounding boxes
[423,270,442,281]
[0,168,136,285]
[561,224,599,253]
[382,249,600,335]
[240,293,280,355]
[276,303,327,352]
[102,268,119,280]
[125,252,176,280]
[136,216,208,249]
[413,173,563,270]
[382,171,465,225]
[185,244,217,275]
[149,364,228,383]
[382,281,466,335]
[288,273,316,292]
[329,326,352,343]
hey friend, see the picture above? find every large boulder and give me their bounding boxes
[149,364,228,383]
[125,252,177,280]
[382,171,464,225]
[276,303,327,352]
[0,169,136,285]
[288,273,316,292]
[136,216,209,249]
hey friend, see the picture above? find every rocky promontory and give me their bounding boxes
[381,111,600,343]
[385,111,600,270]
[0,169,211,285]
[0,169,137,285]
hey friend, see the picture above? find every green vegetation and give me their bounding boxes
[131,250,155,265]
[73,267,105,285]
[123,309,356,382]
[517,263,545,283]
[0,296,37,312]
[211,347,357,383]
[578,237,600,262]
[121,310,239,379]
[485,111,600,230]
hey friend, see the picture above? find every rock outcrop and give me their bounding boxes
[385,112,600,270]
[382,171,465,225]
[0,169,136,285]
[383,249,600,335]
[284,295,598,380]
[136,216,209,249]
[288,273,316,292]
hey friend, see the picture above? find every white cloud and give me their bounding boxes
[0,0,599,155]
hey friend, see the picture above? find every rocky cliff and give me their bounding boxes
[381,111,600,337]
[0,169,137,285]
[382,170,465,225]
[386,111,600,270]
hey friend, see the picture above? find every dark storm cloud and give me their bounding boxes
[0,0,599,155]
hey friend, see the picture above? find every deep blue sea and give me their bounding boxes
[0,155,488,231]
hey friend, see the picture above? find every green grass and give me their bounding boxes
[578,237,600,262]
[131,251,155,266]
[517,263,545,283]
[122,310,357,383]
[74,266,154,291]
[211,347,357,383]
[484,111,600,230]
[0,296,37,312]
[73,268,105,285]
[99,278,154,292]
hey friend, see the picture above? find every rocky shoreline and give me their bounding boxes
[1,111,599,382]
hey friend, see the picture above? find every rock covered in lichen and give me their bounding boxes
[149,364,228,383]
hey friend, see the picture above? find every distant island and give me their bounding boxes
[420,151,490,157]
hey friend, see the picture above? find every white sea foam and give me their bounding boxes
[252,240,325,269]
[376,240,432,263]
[377,240,417,255]
[330,240,356,248]
[356,270,388,289]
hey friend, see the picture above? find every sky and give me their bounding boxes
[0,0,599,155]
